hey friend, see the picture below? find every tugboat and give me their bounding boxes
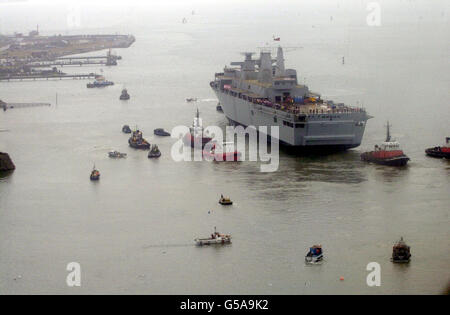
[391,237,411,263]
[203,141,241,161]
[219,194,233,205]
[195,227,231,246]
[122,125,132,133]
[90,165,100,181]
[183,109,213,149]
[119,88,130,100]
[108,150,127,158]
[128,129,150,150]
[147,145,161,158]
[425,137,450,159]
[216,103,223,112]
[186,97,197,102]
[305,244,323,264]
[154,128,171,137]
[361,122,410,166]
[86,76,114,88]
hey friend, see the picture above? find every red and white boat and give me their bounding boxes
[203,141,241,162]
[361,122,410,166]
[425,137,450,159]
[183,109,212,149]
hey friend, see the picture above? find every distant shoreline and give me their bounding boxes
[0,33,135,79]
[0,33,135,60]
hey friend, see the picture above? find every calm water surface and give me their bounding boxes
[0,1,449,294]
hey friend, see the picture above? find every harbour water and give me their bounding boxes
[0,0,449,294]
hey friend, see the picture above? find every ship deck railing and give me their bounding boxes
[218,86,366,117]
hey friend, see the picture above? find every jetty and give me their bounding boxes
[29,50,121,68]
[1,99,51,111]
[0,73,97,81]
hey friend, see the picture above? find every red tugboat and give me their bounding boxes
[361,122,410,166]
[203,141,241,161]
[183,109,212,149]
[425,137,450,159]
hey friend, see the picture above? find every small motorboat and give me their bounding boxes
[108,150,127,158]
[119,88,130,100]
[203,141,241,162]
[154,128,171,137]
[186,98,197,102]
[148,145,161,158]
[361,122,409,166]
[305,245,323,264]
[90,165,100,181]
[195,227,231,246]
[391,237,411,263]
[86,76,114,88]
[122,125,132,133]
[216,104,223,112]
[219,194,233,205]
[425,137,450,159]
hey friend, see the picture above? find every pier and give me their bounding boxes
[30,51,121,68]
[1,100,51,111]
[0,73,97,81]
[29,60,116,67]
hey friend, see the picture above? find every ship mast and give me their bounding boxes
[385,121,392,142]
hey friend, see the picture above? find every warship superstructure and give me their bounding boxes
[210,47,371,151]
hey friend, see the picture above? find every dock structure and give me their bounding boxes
[31,51,121,68]
[1,100,51,111]
[29,60,114,67]
[0,73,97,81]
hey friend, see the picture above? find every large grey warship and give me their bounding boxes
[210,47,371,151]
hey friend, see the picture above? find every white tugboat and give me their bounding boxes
[183,109,212,149]
[195,227,231,246]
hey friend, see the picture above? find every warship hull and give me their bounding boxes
[214,90,368,151]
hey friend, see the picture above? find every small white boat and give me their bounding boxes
[108,150,127,158]
[195,227,231,246]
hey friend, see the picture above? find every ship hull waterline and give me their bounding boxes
[361,153,410,167]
